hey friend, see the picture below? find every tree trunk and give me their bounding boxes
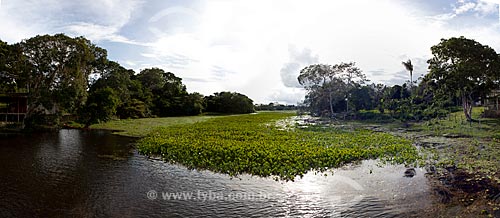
[329,92,334,118]
[462,94,473,121]
[410,70,413,93]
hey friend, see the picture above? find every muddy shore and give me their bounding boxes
[364,123,500,217]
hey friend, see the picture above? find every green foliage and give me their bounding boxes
[136,67,169,91]
[0,40,14,93]
[183,92,205,116]
[0,40,6,57]
[426,36,500,121]
[137,112,418,181]
[135,68,203,117]
[204,92,255,114]
[90,61,150,119]
[298,62,368,117]
[0,40,25,93]
[18,34,108,128]
[355,110,393,122]
[350,86,375,111]
[413,107,500,138]
[88,65,206,119]
[117,98,148,119]
[80,87,119,127]
[295,37,500,124]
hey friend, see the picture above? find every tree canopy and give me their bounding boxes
[426,36,500,121]
[298,62,367,117]
[204,92,255,114]
[17,34,108,128]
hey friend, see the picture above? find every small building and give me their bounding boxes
[0,93,28,123]
[484,89,500,118]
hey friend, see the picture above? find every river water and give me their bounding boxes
[0,130,434,217]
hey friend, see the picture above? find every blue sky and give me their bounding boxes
[1,0,499,104]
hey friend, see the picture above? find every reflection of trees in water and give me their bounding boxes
[0,130,135,217]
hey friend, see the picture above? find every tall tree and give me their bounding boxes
[402,59,414,90]
[427,36,500,121]
[350,86,375,111]
[183,92,204,115]
[298,62,366,117]
[337,62,367,113]
[0,40,15,93]
[0,40,26,93]
[137,68,191,116]
[80,87,119,128]
[299,64,340,116]
[90,61,149,119]
[19,34,107,128]
[337,62,367,87]
[0,40,7,73]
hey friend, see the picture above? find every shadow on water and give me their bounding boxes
[0,129,434,217]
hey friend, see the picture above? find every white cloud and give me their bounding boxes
[2,0,500,104]
[268,88,306,105]
[475,0,499,19]
[454,2,476,14]
[64,22,141,45]
[0,0,142,43]
[427,0,499,25]
[280,46,319,88]
[124,61,137,67]
[142,0,433,103]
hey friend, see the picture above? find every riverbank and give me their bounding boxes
[349,108,500,217]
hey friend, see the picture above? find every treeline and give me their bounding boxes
[0,34,254,129]
[301,80,459,121]
[254,103,297,111]
[299,36,500,121]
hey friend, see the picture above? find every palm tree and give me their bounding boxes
[402,59,413,90]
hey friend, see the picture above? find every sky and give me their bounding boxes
[0,0,500,104]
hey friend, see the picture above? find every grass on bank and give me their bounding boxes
[412,107,500,139]
[386,107,500,184]
[89,116,218,137]
[137,112,419,181]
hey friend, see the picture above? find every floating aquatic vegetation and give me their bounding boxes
[138,112,418,181]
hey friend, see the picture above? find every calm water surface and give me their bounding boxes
[0,130,434,217]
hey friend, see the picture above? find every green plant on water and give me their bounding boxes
[137,112,419,181]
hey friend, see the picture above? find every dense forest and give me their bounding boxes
[0,34,255,129]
